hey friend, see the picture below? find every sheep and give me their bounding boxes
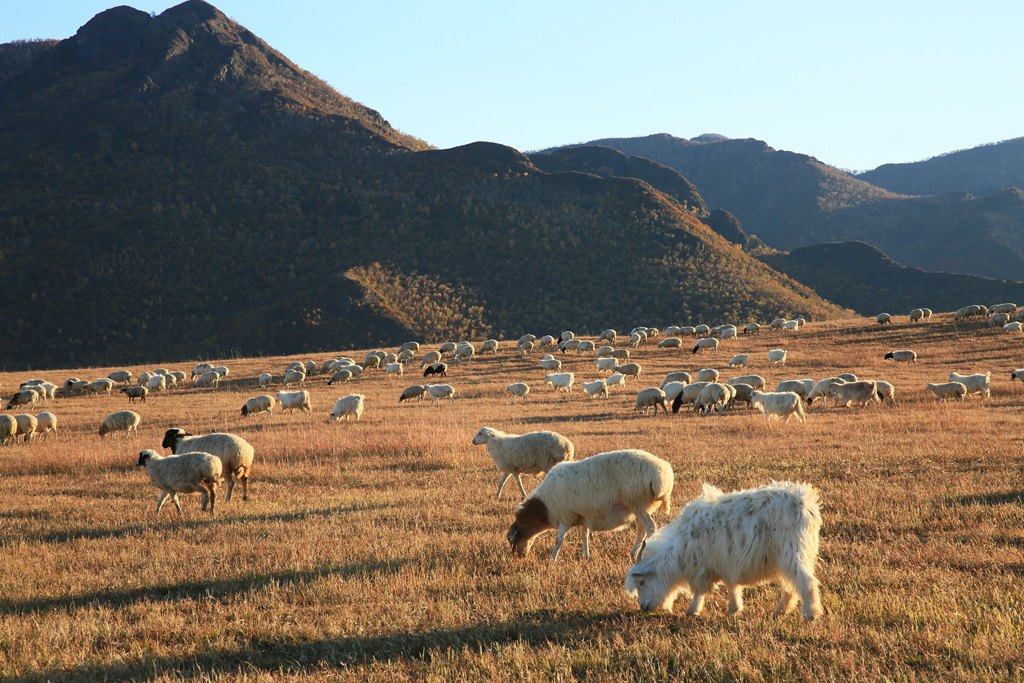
[672,382,710,413]
[506,382,530,403]
[37,382,57,400]
[728,383,755,409]
[194,371,220,388]
[399,341,421,354]
[398,385,427,402]
[678,326,697,337]
[151,368,170,377]
[598,329,617,342]
[694,324,711,337]
[328,369,354,385]
[283,369,307,387]
[397,349,415,364]
[661,381,689,403]
[241,395,275,417]
[560,339,582,354]
[720,327,738,340]
[67,379,90,396]
[162,428,254,502]
[954,305,986,321]
[385,362,404,377]
[6,389,39,409]
[581,379,609,399]
[0,414,17,445]
[86,378,115,396]
[692,338,719,354]
[108,370,132,384]
[657,337,683,350]
[517,340,535,357]
[909,308,925,323]
[873,380,896,406]
[806,377,845,408]
[695,368,720,383]
[137,449,223,516]
[120,386,148,403]
[922,308,933,321]
[614,363,643,380]
[782,320,800,332]
[538,358,563,372]
[626,481,823,621]
[596,357,618,373]
[881,349,916,365]
[595,345,614,359]
[728,354,749,368]
[212,365,230,378]
[560,331,575,342]
[1012,369,1024,384]
[518,334,537,346]
[481,339,499,355]
[725,376,764,395]
[606,373,627,390]
[577,340,596,355]
[14,414,38,443]
[330,394,366,421]
[454,344,475,362]
[989,312,1011,327]
[257,372,273,388]
[423,363,448,378]
[743,323,761,334]
[835,372,858,383]
[611,348,630,362]
[191,363,214,378]
[425,384,456,404]
[507,449,673,560]
[826,380,880,409]
[541,372,574,395]
[472,427,574,499]
[99,410,141,438]
[363,355,382,369]
[421,351,442,367]
[749,391,806,423]
[876,313,892,325]
[276,390,312,413]
[634,387,668,416]
[34,412,57,440]
[695,383,733,414]
[661,371,692,387]
[537,335,556,348]
[948,372,991,399]
[767,349,787,367]
[989,302,1018,315]
[926,382,967,402]
[1005,322,1023,333]
[774,379,814,401]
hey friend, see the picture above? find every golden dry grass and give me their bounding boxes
[1,315,1023,681]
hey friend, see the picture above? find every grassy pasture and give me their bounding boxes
[1,315,1023,681]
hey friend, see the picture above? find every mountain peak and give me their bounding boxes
[159,0,226,24]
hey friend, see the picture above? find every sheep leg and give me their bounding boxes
[200,489,209,511]
[514,474,528,499]
[155,491,170,516]
[495,473,511,500]
[225,476,235,503]
[685,592,706,616]
[551,522,571,560]
[171,494,183,515]
[774,590,798,616]
[727,585,744,615]
[208,483,217,515]
[581,527,591,559]
[795,569,823,621]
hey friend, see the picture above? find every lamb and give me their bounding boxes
[544,372,575,394]
[423,362,448,378]
[398,385,426,402]
[948,372,991,399]
[695,383,733,414]
[421,351,442,367]
[728,374,766,390]
[108,370,132,384]
[0,414,17,445]
[425,384,456,404]
[581,379,609,399]
[728,354,749,368]
[162,428,255,502]
[743,323,761,334]
[194,371,220,388]
[99,410,141,437]
[14,414,38,443]
[6,389,39,409]
[605,373,627,390]
[767,349,787,367]
[481,339,499,355]
[661,371,692,387]
[137,449,223,516]
[613,363,642,380]
[276,390,312,413]
[472,427,574,499]
[34,412,58,440]
[876,313,892,325]
[672,382,710,413]
[692,338,719,354]
[774,379,814,401]
[635,387,669,416]
[330,394,366,421]
[884,350,917,365]
[258,372,273,388]
[873,380,896,406]
[826,380,879,409]
[120,386,148,403]
[506,382,530,403]
[695,368,720,383]
[507,449,673,560]
[749,391,806,423]
[626,481,823,620]
[385,362,404,377]
[926,382,967,402]
[909,308,925,323]
[657,337,683,350]
[661,381,689,403]
[241,395,275,417]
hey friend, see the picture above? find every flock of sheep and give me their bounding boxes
[0,303,1019,619]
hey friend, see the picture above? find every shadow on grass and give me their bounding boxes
[952,491,1024,506]
[0,559,406,617]
[18,609,655,682]
[0,503,394,547]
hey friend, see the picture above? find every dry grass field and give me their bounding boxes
[1,315,1023,681]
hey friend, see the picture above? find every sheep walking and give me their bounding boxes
[767,349,787,367]
[948,372,991,399]
[330,394,366,421]
[692,338,719,355]
[472,427,574,499]
[926,382,967,402]
[884,350,917,365]
[162,429,254,503]
[276,390,312,414]
[120,386,148,403]
[635,387,668,416]
[826,380,879,409]
[749,391,806,424]
[506,382,530,403]
[137,449,223,516]
[626,481,823,621]
[35,412,57,441]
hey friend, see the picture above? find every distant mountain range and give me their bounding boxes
[0,1,843,369]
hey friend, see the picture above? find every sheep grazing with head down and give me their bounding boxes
[635,387,668,416]
[626,481,823,621]
[472,427,574,500]
[425,384,456,404]
[0,414,17,446]
[696,368,719,383]
[241,395,275,417]
[692,338,719,355]
[661,371,691,388]
[749,391,806,424]
[826,380,879,409]
[330,394,366,422]
[926,381,967,401]
[884,349,916,365]
[423,363,448,378]
[137,449,223,516]
[506,382,530,403]
[162,428,254,503]
[507,449,673,560]
[276,390,312,414]
[99,410,141,438]
[581,379,609,399]
[398,385,426,402]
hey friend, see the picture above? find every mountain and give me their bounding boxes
[760,241,1024,315]
[858,137,1024,197]
[0,39,57,84]
[0,2,846,369]
[543,134,1024,280]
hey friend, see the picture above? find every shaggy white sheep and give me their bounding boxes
[506,382,530,403]
[518,340,535,357]
[598,329,617,342]
[481,339,499,355]
[948,372,991,399]
[86,378,115,396]
[596,357,618,373]
[926,381,967,401]
[241,395,275,417]
[276,390,312,413]
[743,323,761,334]
[767,349,787,367]
[989,302,1017,315]
[626,481,823,620]
[538,358,563,372]
[385,362,404,377]
[193,371,220,388]
[162,428,255,503]
[544,372,575,394]
[728,354,749,368]
[661,381,689,403]
[507,449,673,560]
[989,313,1011,327]
[99,410,141,437]
[330,394,366,421]
[695,383,734,414]
[137,449,223,516]
[749,391,806,423]
[421,351,442,367]
[909,308,925,323]
[472,427,574,499]
[873,380,896,406]
[1004,322,1023,333]
[635,387,669,416]
[581,379,609,399]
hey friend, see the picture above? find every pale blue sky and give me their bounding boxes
[4,1,1022,170]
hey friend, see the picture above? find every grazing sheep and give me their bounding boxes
[421,351,442,367]
[120,386,148,403]
[635,387,669,416]
[909,308,925,323]
[423,363,448,378]
[397,349,414,364]
[695,383,733,414]
[137,449,222,516]
[560,331,575,342]
[481,339,499,355]
[518,334,537,346]
[596,357,619,373]
[241,395,275,417]
[692,338,719,355]
[439,342,458,357]
[782,320,800,332]
[611,348,630,362]
[921,308,933,321]
[749,391,806,424]
[424,384,456,404]
[34,412,57,440]
[544,373,575,394]
[193,371,220,389]
[385,362,404,377]
[948,372,991,399]
[191,363,214,378]
[538,358,563,372]
[873,380,896,406]
[767,349,787,367]
[517,340,535,357]
[99,410,141,438]
[454,344,475,363]
[883,349,917,365]
[806,378,845,408]
[1011,369,1024,383]
[398,385,427,402]
[836,373,858,383]
[743,323,761,334]
[577,340,596,355]
[614,363,643,380]
[661,371,692,388]
[876,313,892,325]
[728,374,766,390]
[472,427,574,499]
[108,370,132,385]
[595,345,615,359]
[7,389,39,409]
[626,481,823,621]
[728,354,749,368]
[989,302,1018,315]
[661,381,689,403]
[696,368,720,383]
[330,394,366,421]
[598,329,617,342]
[694,324,711,337]
[0,414,17,445]
[14,414,38,443]
[657,337,683,351]
[257,372,273,388]
[774,379,814,401]
[212,366,230,378]
[728,383,755,409]
[672,382,711,413]
[328,369,354,385]
[581,379,609,399]
[162,429,254,503]
[678,326,697,338]
[605,373,628,390]
[276,390,312,413]
[989,312,1011,327]
[282,369,306,387]
[826,380,880,409]
[86,378,115,396]
[363,355,382,369]
[399,341,421,354]
[537,335,556,348]
[560,339,582,354]
[507,449,673,560]
[506,382,530,403]
[1004,322,1023,333]
[926,382,967,402]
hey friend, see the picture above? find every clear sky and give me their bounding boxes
[4,0,1023,171]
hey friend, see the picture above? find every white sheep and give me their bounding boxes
[99,410,141,438]
[695,383,734,414]
[560,331,575,342]
[399,341,421,354]
[989,313,1011,327]
[921,308,933,320]
[425,384,456,404]
[610,348,630,362]
[385,362,404,377]
[909,308,925,323]
[926,382,967,401]
[728,374,765,390]
[826,380,879,409]
[614,363,642,380]
[191,363,214,378]
[774,379,814,401]
[876,313,892,325]
[421,351,442,367]
[537,335,556,348]
[6,389,39,409]
[948,372,991,399]
[212,365,229,377]
[481,339,499,355]
[108,370,132,384]
[577,340,596,355]
[472,427,574,499]
[14,414,38,443]
[86,378,115,396]
[749,391,806,424]
[671,382,710,413]
[34,412,57,440]
[661,381,689,403]
[728,354,749,368]
[1004,322,1023,333]
[692,338,719,355]
[635,387,669,416]
[873,380,896,406]
[598,329,617,342]
[120,386,148,403]
[626,481,823,621]
[807,377,844,408]
[695,368,719,383]
[596,357,618,373]
[544,372,575,394]
[162,429,255,502]
[694,324,710,337]
[989,302,1018,315]
[0,414,17,445]
[137,449,223,516]
[661,371,692,387]
[276,390,312,413]
[282,369,306,387]
[506,382,530,403]
[605,373,627,390]
[782,320,800,332]
[767,349,787,367]
[538,358,563,372]
[241,395,275,417]
[258,372,273,388]
[743,323,761,334]
[330,394,366,421]
[194,371,220,388]
[657,337,683,350]
[507,449,673,560]
[581,379,609,399]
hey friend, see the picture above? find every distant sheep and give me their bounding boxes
[421,351,442,367]
[605,373,627,390]
[108,370,132,384]
[596,357,618,373]
[538,358,562,372]
[657,337,683,350]
[749,391,806,423]
[695,383,733,414]
[874,380,896,406]
[1004,322,1023,333]
[14,414,38,443]
[774,379,814,401]
[743,323,760,334]
[948,372,991,399]
[909,308,925,323]
[614,363,642,380]
[692,338,719,355]
[472,427,574,499]
[884,350,917,365]
[99,410,141,438]
[506,382,530,403]
[276,390,312,413]
[989,312,1011,327]
[767,349,787,367]
[330,394,366,422]
[137,449,223,516]
[481,339,499,355]
[671,382,710,413]
[193,371,220,388]
[661,381,689,403]
[0,414,17,445]
[241,395,275,417]
[385,362,404,377]
[926,382,967,402]
[6,389,39,410]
